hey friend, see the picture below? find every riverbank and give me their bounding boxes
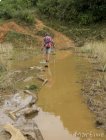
[75,40,106,131]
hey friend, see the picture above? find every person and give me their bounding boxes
[42,33,54,64]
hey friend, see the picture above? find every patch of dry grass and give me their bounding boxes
[80,41,106,72]
[78,40,106,91]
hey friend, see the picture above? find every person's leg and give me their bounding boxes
[46,48,51,62]
[43,48,47,62]
[46,53,49,62]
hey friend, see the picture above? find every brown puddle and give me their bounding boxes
[37,51,105,140]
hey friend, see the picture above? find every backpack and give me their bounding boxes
[44,36,52,44]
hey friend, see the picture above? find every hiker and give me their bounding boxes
[42,33,54,63]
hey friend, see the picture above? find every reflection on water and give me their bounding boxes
[34,109,79,140]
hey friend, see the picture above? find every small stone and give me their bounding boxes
[96,120,104,127]
[4,124,27,140]
[24,108,39,119]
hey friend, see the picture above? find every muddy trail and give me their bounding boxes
[0,47,105,140]
[0,20,106,140]
[37,51,106,140]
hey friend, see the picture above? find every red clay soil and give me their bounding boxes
[0,21,29,43]
[0,19,75,49]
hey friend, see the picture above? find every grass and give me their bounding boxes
[5,31,37,48]
[0,18,5,25]
[16,9,35,25]
[36,26,54,37]
[80,40,106,72]
[26,84,38,91]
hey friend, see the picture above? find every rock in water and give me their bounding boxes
[4,124,27,140]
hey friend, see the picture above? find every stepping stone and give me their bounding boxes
[4,124,27,140]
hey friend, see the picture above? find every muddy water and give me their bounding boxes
[37,51,105,140]
[0,45,105,140]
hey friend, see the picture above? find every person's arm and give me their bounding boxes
[41,37,45,51]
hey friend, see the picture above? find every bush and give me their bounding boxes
[27,84,38,90]
[31,0,38,6]
[0,0,35,24]
[36,27,54,37]
[0,3,15,19]
[78,13,93,25]
[37,0,106,25]
[17,10,35,25]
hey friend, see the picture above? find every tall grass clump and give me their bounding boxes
[81,41,106,72]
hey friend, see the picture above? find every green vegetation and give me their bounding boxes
[0,0,105,45]
[36,0,106,46]
[0,65,7,73]
[0,18,5,25]
[1,0,105,26]
[26,84,38,91]
[37,16,106,47]
[37,0,106,25]
[0,0,37,25]
[16,10,35,25]
[36,27,54,37]
[5,31,37,47]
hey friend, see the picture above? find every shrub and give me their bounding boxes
[0,0,35,24]
[37,0,106,25]
[36,27,54,37]
[27,84,38,90]
[17,10,35,25]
